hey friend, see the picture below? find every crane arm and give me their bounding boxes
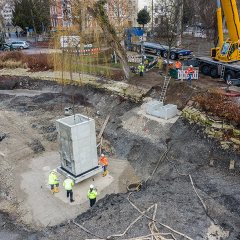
[221,0,240,41]
[217,0,224,46]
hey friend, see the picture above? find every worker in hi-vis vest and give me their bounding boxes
[99,153,109,177]
[138,63,145,76]
[63,175,75,203]
[48,170,59,194]
[87,184,97,207]
[186,65,194,85]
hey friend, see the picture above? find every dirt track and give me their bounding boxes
[0,76,239,239]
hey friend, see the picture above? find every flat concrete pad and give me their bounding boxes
[20,152,138,227]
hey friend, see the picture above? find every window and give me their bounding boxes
[221,42,230,55]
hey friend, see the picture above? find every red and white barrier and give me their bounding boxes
[178,68,199,80]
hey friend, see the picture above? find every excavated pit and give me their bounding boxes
[0,76,239,239]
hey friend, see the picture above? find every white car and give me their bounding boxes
[11,41,30,50]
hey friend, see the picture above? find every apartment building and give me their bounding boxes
[50,0,72,29]
[50,0,138,30]
[1,2,14,27]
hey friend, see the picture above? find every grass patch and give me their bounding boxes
[0,60,26,69]
[0,52,54,71]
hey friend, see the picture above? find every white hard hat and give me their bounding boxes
[67,174,71,178]
[90,184,94,189]
[190,65,193,67]
[101,153,104,157]
[51,169,57,173]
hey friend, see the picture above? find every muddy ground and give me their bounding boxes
[0,76,239,240]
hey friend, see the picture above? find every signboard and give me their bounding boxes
[60,36,80,48]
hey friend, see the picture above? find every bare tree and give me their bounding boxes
[70,0,130,79]
[87,0,130,79]
[154,0,183,65]
[196,0,216,41]
[0,1,6,45]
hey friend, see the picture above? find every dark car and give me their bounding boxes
[0,43,13,51]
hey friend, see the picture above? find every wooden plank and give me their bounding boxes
[98,114,110,139]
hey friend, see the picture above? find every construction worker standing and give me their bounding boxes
[87,184,97,207]
[175,60,182,80]
[99,153,109,177]
[48,170,59,194]
[157,57,163,70]
[138,63,145,76]
[63,175,75,202]
[175,60,182,70]
[186,65,194,85]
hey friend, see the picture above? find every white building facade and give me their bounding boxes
[1,2,14,27]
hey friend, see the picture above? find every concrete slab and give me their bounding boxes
[137,108,180,125]
[20,152,138,228]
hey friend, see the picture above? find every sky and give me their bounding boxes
[138,0,148,9]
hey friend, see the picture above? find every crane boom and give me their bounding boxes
[221,0,240,41]
[211,0,240,62]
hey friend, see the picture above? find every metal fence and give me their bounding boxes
[177,67,199,80]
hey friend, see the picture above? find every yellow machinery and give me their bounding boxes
[211,0,240,62]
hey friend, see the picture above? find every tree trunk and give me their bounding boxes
[176,0,183,47]
[87,1,130,80]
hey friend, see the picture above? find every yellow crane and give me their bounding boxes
[211,0,240,62]
[197,0,240,82]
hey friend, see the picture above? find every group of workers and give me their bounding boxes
[174,60,195,85]
[137,56,195,85]
[48,153,109,207]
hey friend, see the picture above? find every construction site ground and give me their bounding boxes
[0,63,240,240]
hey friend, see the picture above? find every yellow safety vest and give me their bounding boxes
[88,189,97,199]
[48,173,58,185]
[63,178,74,190]
[138,65,144,72]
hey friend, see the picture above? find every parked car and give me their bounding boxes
[0,43,13,51]
[11,41,30,50]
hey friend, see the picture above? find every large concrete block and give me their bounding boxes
[145,100,163,115]
[56,114,100,179]
[153,104,177,119]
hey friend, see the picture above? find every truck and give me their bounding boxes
[124,28,193,60]
[139,42,193,60]
[193,0,240,84]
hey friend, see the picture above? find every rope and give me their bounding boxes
[106,205,155,239]
[165,155,218,224]
[72,220,104,239]
[127,193,193,240]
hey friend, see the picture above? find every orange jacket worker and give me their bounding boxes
[98,154,109,177]
[175,61,182,69]
[186,65,194,85]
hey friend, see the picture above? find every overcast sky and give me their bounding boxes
[138,0,148,9]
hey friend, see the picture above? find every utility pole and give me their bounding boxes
[0,8,5,46]
[151,0,154,35]
[176,0,183,47]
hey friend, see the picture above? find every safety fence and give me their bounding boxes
[177,67,199,80]
[127,55,142,63]
[62,48,101,55]
[78,48,100,55]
